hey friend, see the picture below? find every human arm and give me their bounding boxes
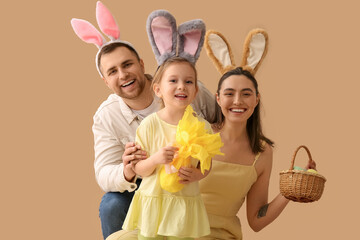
[133,145,179,177]
[178,161,212,184]
[122,142,147,181]
[93,114,145,192]
[246,145,290,232]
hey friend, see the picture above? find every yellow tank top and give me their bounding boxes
[198,152,261,240]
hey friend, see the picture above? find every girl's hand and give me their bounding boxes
[178,166,206,184]
[153,146,179,165]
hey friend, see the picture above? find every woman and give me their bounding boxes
[195,67,315,239]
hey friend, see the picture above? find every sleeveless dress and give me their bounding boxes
[122,113,210,238]
[197,153,261,240]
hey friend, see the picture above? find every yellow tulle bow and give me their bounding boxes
[160,105,224,192]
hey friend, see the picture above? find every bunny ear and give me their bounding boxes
[204,30,236,75]
[96,1,120,41]
[71,18,106,48]
[178,19,205,64]
[241,28,268,75]
[147,10,177,65]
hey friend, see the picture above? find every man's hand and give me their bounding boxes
[122,142,147,182]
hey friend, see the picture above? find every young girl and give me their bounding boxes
[122,57,213,239]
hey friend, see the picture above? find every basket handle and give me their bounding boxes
[289,145,313,170]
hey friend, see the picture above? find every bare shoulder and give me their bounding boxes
[262,142,273,158]
[256,143,273,173]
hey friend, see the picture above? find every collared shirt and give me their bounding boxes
[93,81,215,192]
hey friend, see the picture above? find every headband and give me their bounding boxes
[146,9,206,66]
[205,28,268,76]
[70,1,138,77]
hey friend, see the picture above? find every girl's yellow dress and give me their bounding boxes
[122,112,211,238]
[107,143,261,240]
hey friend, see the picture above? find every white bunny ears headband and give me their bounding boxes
[146,10,206,67]
[70,1,137,77]
[205,29,268,76]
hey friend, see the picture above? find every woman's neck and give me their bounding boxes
[213,120,254,165]
[157,106,186,125]
[220,121,248,143]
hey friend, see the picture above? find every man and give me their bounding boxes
[93,42,215,239]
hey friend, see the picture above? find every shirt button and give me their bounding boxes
[130,185,136,189]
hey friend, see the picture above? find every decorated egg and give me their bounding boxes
[293,166,305,171]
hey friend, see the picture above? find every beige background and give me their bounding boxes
[1,0,358,239]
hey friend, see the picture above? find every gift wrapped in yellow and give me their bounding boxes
[160,105,224,192]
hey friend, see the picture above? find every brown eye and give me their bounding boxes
[242,91,252,97]
[124,62,132,68]
[108,70,116,76]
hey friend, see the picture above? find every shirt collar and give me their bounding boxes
[117,96,139,124]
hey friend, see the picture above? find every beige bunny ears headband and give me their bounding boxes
[205,28,268,76]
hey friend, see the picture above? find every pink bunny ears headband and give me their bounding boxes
[70,1,137,77]
[146,10,206,67]
[205,29,268,76]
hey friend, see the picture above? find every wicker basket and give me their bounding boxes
[279,145,326,203]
